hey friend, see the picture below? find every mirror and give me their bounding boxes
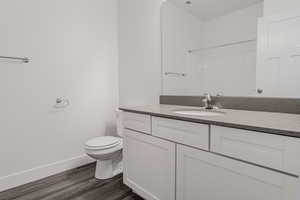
[161,0,300,98]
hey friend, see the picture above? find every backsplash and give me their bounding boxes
[160,96,300,114]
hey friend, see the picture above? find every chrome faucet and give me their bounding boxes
[202,93,214,110]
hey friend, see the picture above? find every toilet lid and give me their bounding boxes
[85,136,121,149]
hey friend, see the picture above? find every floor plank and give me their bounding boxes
[0,163,143,200]
[0,164,96,200]
[71,176,131,200]
[121,193,144,200]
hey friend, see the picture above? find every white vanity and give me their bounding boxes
[121,106,300,200]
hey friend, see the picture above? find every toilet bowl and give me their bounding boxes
[85,110,123,179]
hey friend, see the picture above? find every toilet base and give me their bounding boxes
[95,156,123,179]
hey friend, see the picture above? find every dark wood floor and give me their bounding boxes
[0,163,143,200]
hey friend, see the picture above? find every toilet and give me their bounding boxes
[85,110,123,179]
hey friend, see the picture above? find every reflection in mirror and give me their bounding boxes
[161,0,300,98]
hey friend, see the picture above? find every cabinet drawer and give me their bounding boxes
[123,112,151,134]
[211,126,300,175]
[152,117,209,150]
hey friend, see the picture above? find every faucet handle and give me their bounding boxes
[203,93,212,101]
[202,98,208,108]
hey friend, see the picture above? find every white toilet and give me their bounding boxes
[85,110,123,179]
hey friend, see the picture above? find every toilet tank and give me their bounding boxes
[116,109,123,137]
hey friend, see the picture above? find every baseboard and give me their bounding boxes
[0,155,94,192]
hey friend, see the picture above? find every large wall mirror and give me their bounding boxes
[161,0,300,98]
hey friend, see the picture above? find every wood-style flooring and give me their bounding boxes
[0,163,143,200]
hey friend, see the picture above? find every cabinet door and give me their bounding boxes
[123,129,176,200]
[177,145,300,200]
[257,13,300,97]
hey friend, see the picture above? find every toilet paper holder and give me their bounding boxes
[54,97,70,108]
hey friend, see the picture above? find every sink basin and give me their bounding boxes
[173,109,225,117]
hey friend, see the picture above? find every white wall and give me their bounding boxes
[118,0,163,107]
[264,0,300,16]
[0,0,118,191]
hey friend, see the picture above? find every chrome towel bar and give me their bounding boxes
[0,56,30,63]
[165,72,186,77]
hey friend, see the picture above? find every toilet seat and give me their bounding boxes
[84,110,124,180]
[85,136,122,150]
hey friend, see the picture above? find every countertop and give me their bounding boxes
[120,104,300,138]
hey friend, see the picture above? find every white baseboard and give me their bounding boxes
[0,155,94,192]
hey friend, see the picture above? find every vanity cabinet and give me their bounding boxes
[123,129,176,200]
[176,144,300,200]
[122,111,300,200]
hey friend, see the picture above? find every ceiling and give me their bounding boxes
[167,0,263,20]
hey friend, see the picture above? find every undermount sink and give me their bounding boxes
[173,109,225,117]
